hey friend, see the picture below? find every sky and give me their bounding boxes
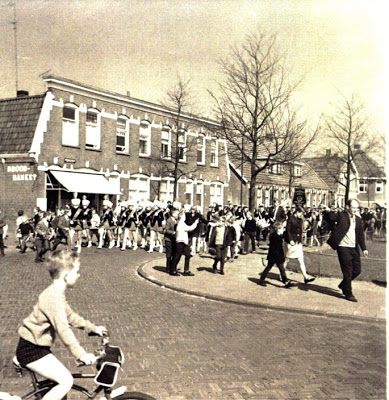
[0,0,387,158]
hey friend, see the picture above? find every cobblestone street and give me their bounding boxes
[0,248,385,399]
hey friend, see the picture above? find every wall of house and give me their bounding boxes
[34,87,229,211]
[357,180,386,208]
[0,157,45,237]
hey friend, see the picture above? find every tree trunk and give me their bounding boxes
[248,175,256,211]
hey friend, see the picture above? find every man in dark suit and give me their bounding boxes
[327,199,368,302]
[270,199,286,223]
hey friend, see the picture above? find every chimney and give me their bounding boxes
[354,144,361,150]
[17,90,29,97]
[126,91,131,97]
[325,149,331,157]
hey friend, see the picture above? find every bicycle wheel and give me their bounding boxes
[115,391,156,400]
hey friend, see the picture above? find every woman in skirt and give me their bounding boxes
[284,206,315,284]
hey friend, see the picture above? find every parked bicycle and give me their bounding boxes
[10,334,156,400]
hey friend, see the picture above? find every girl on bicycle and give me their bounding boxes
[15,250,107,400]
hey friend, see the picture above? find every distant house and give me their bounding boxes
[227,159,330,208]
[353,149,386,209]
[304,149,359,208]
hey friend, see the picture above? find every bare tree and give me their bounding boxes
[325,94,382,202]
[152,77,202,201]
[209,33,318,210]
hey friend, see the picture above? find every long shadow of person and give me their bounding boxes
[248,272,287,288]
[197,266,217,273]
[294,281,344,299]
[153,265,168,273]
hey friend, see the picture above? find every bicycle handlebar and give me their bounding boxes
[76,333,110,367]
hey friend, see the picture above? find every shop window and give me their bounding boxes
[128,175,150,202]
[210,182,223,206]
[139,121,151,156]
[196,136,205,164]
[116,116,129,153]
[210,139,218,166]
[376,180,383,193]
[161,127,171,159]
[62,104,79,147]
[160,179,174,202]
[85,109,101,150]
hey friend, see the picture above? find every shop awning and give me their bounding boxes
[50,170,121,195]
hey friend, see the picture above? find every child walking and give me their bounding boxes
[258,222,292,288]
[15,250,107,400]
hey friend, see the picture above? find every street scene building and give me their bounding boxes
[0,75,230,232]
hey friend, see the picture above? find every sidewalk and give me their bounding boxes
[138,251,386,322]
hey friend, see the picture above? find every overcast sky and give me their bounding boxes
[0,0,387,153]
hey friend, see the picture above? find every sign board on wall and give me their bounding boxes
[293,188,306,206]
[6,165,37,182]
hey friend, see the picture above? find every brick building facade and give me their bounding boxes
[0,76,229,232]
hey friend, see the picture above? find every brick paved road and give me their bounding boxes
[0,248,385,399]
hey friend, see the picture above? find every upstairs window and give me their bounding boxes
[359,179,367,193]
[139,121,151,156]
[293,164,302,177]
[376,180,383,193]
[161,127,171,159]
[85,109,101,150]
[62,104,79,147]
[116,116,129,153]
[196,136,205,164]
[210,139,218,166]
[178,130,186,162]
[268,164,282,174]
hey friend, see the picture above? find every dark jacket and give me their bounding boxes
[243,218,257,233]
[284,214,303,244]
[267,231,285,264]
[327,211,366,251]
[270,206,286,222]
[209,225,236,248]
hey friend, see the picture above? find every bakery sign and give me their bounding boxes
[7,165,37,181]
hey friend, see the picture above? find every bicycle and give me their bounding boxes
[10,334,156,400]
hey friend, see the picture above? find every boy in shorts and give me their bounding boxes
[15,250,107,400]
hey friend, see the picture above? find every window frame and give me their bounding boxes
[62,103,79,147]
[210,138,218,167]
[376,180,383,193]
[116,115,129,154]
[128,174,150,202]
[177,129,187,162]
[359,179,368,193]
[139,121,151,157]
[161,127,171,160]
[85,108,101,150]
[196,135,205,165]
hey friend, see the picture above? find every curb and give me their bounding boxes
[137,259,385,325]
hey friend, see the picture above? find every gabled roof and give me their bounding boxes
[353,151,385,178]
[304,155,347,191]
[0,94,45,154]
[255,162,330,191]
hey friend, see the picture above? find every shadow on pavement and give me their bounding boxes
[153,265,168,273]
[197,266,216,273]
[372,279,387,287]
[295,282,344,299]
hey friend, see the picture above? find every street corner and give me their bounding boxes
[138,253,386,323]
